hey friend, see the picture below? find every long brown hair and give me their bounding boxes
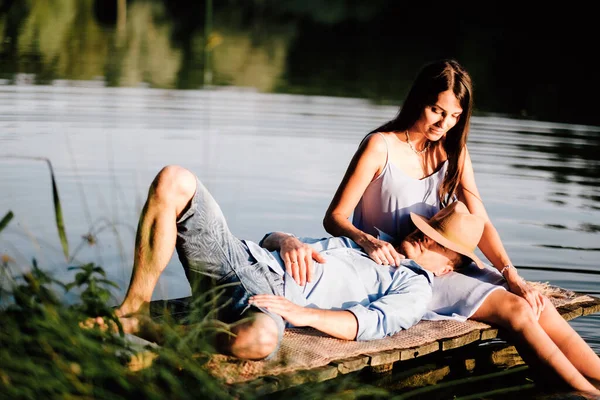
[366,59,474,206]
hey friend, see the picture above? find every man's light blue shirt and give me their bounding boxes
[244,235,433,341]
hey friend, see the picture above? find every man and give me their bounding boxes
[110,166,485,361]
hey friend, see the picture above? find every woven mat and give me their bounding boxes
[202,282,598,384]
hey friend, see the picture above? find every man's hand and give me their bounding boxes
[505,272,545,319]
[248,294,358,340]
[249,294,358,340]
[280,236,326,286]
[357,234,404,266]
[249,294,314,327]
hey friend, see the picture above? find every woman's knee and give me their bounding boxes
[151,165,196,209]
[474,291,537,332]
[501,295,538,331]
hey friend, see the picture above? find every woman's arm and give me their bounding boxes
[323,133,404,266]
[457,147,545,317]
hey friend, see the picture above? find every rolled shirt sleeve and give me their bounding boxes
[347,267,432,341]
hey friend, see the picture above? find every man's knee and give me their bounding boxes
[151,165,196,211]
[225,313,281,360]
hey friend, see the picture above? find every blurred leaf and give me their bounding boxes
[45,159,69,261]
[97,279,120,289]
[75,272,87,286]
[0,211,14,234]
[0,157,69,258]
[92,266,106,276]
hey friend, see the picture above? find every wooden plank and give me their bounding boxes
[582,299,600,316]
[399,342,439,361]
[464,358,476,371]
[239,377,281,396]
[490,345,525,369]
[303,365,339,383]
[240,365,340,396]
[558,303,583,321]
[481,327,498,341]
[331,355,369,374]
[393,365,451,390]
[369,363,394,374]
[365,349,400,366]
[367,363,451,390]
[441,330,481,351]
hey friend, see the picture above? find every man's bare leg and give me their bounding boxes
[116,165,197,324]
[85,167,282,360]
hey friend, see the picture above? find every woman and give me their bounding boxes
[280,59,600,393]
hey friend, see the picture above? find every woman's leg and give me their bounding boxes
[537,300,600,382]
[471,290,599,393]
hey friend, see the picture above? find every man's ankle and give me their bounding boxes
[116,300,150,317]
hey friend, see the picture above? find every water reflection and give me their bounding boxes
[542,223,600,234]
[1,0,599,125]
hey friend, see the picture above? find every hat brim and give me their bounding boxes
[410,212,485,269]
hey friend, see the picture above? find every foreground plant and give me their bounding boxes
[0,261,243,400]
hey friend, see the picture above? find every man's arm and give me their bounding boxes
[348,271,432,341]
[249,294,358,340]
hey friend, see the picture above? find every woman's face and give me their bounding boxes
[414,90,463,142]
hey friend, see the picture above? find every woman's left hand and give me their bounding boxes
[505,273,545,319]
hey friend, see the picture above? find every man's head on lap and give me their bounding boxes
[398,201,485,276]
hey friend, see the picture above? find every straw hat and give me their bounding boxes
[409,201,486,269]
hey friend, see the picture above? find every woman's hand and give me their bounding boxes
[280,236,326,286]
[505,269,545,319]
[357,235,405,266]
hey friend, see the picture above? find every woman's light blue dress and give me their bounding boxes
[352,133,507,321]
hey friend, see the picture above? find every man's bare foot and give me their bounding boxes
[115,299,150,320]
[80,315,142,335]
[80,301,155,338]
[81,313,165,344]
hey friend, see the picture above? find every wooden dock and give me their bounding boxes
[140,282,600,395]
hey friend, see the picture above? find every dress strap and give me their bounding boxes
[377,132,390,171]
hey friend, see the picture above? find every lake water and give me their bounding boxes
[1,81,599,396]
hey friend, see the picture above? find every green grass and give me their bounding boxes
[0,260,245,399]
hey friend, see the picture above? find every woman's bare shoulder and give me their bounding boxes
[360,131,394,154]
